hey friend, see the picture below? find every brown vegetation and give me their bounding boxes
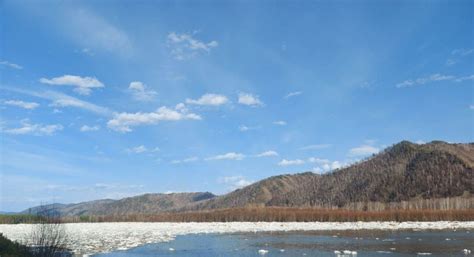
[58,207,474,223]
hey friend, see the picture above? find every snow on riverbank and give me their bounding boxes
[1,221,473,255]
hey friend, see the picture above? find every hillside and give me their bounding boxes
[192,141,473,210]
[24,192,216,216]
[22,141,473,216]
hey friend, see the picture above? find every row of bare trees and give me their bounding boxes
[58,207,474,223]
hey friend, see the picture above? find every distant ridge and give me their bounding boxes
[24,192,216,216]
[23,141,473,216]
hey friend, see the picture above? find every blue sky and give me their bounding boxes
[1,0,473,211]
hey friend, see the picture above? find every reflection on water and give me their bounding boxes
[94,230,473,257]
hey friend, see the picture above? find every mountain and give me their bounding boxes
[23,192,216,216]
[22,141,473,216]
[192,141,473,210]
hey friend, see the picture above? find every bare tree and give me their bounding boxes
[28,205,69,257]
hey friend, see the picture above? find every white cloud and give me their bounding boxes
[206,152,245,161]
[3,121,63,136]
[48,93,111,116]
[455,75,474,82]
[128,81,157,101]
[278,159,305,166]
[1,87,110,115]
[0,60,23,69]
[126,145,148,154]
[185,93,228,106]
[273,120,287,126]
[171,156,199,164]
[256,150,279,157]
[312,160,346,173]
[470,105,474,110]
[307,157,330,164]
[4,100,39,110]
[81,48,95,56]
[238,93,263,107]
[284,91,302,99]
[446,49,473,66]
[80,125,100,132]
[218,176,253,190]
[40,75,104,95]
[238,125,260,132]
[107,106,201,132]
[167,32,218,60]
[299,144,332,150]
[396,73,460,88]
[349,145,380,156]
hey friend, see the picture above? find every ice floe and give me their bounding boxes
[0,221,472,255]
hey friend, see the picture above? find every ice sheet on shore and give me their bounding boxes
[0,221,473,255]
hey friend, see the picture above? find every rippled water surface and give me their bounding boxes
[94,230,473,257]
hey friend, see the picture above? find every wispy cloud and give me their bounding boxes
[59,8,132,55]
[218,175,253,190]
[277,159,305,166]
[167,32,218,60]
[125,145,159,154]
[107,106,201,132]
[2,120,63,136]
[0,60,23,70]
[40,75,104,95]
[128,81,157,101]
[455,75,474,82]
[470,105,474,110]
[238,125,260,132]
[171,156,199,164]
[4,100,39,110]
[299,144,332,150]
[396,74,455,88]
[46,92,111,116]
[273,120,287,126]
[80,125,100,132]
[396,73,473,88]
[185,93,229,106]
[126,145,147,154]
[206,152,245,161]
[80,48,95,56]
[238,93,263,107]
[255,150,279,157]
[1,87,111,116]
[446,48,473,66]
[452,48,474,56]
[284,91,302,99]
[349,145,379,156]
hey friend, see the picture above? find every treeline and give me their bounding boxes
[32,208,474,223]
[0,214,45,224]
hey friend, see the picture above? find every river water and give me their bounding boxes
[93,230,474,257]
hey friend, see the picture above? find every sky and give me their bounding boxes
[0,0,473,212]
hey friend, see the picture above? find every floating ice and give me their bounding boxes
[0,221,472,256]
[258,249,269,255]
